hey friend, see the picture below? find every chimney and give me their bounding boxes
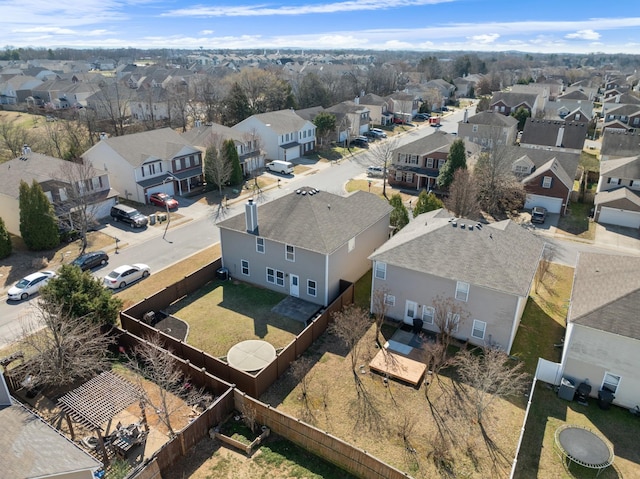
[99,132,108,141]
[0,373,12,407]
[245,198,258,234]
[555,125,565,147]
[463,109,469,123]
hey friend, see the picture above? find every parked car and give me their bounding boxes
[110,204,148,228]
[441,106,450,112]
[370,128,388,138]
[531,206,547,224]
[8,271,57,301]
[103,264,150,289]
[367,166,384,177]
[363,131,377,139]
[71,251,109,271]
[149,192,179,209]
[350,136,369,148]
[414,113,430,121]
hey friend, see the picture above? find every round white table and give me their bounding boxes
[227,340,277,372]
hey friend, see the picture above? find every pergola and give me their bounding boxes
[57,371,147,464]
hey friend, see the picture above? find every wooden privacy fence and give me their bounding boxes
[234,390,412,479]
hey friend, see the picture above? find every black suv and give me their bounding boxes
[110,204,148,228]
[71,251,109,271]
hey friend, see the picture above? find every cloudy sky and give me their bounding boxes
[2,0,639,54]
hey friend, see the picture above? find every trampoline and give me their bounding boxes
[555,425,614,476]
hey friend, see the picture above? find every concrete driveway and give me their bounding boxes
[595,223,640,255]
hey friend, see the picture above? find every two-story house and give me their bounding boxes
[602,104,640,131]
[594,155,640,228]
[357,93,392,126]
[457,111,518,148]
[387,131,481,192]
[369,208,544,353]
[386,92,420,123]
[182,123,265,176]
[233,109,316,162]
[519,118,588,154]
[325,100,371,142]
[0,152,118,236]
[81,128,203,205]
[490,91,543,117]
[217,187,392,307]
[600,129,640,161]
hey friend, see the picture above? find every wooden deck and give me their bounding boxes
[369,349,426,386]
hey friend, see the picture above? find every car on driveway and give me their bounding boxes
[110,204,148,228]
[350,136,369,148]
[103,264,150,289]
[71,251,109,271]
[149,192,179,209]
[531,206,547,224]
[367,166,384,177]
[8,271,57,301]
[370,128,387,138]
[414,113,430,121]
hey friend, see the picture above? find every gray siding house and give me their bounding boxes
[369,209,544,353]
[218,187,392,307]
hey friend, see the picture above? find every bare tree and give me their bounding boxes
[420,341,449,398]
[128,333,209,437]
[203,134,233,196]
[370,135,400,199]
[445,168,480,219]
[330,304,372,378]
[431,295,471,352]
[16,301,114,390]
[452,347,529,424]
[87,81,133,137]
[0,120,38,161]
[166,78,191,132]
[371,286,391,347]
[290,356,315,422]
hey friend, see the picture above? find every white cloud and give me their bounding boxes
[469,33,499,44]
[200,30,214,35]
[565,29,601,40]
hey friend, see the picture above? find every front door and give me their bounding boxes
[290,274,299,297]
[404,300,418,325]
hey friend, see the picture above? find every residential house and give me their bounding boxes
[422,79,456,105]
[358,93,392,126]
[217,187,393,307]
[369,209,544,353]
[129,86,171,122]
[233,109,316,162]
[325,100,371,142]
[521,157,574,214]
[182,123,265,176]
[457,111,518,147]
[543,97,593,122]
[84,83,135,121]
[560,253,640,409]
[0,375,102,479]
[29,79,73,108]
[0,75,42,104]
[386,92,419,122]
[602,92,640,109]
[519,118,588,154]
[387,131,481,192]
[600,130,640,161]
[490,91,544,117]
[0,151,117,236]
[594,155,640,228]
[602,104,640,131]
[81,128,203,205]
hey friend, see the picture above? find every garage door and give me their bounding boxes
[524,194,563,214]
[145,183,175,201]
[598,207,640,228]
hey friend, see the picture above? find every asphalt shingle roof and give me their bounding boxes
[369,209,544,296]
[569,253,640,340]
[600,155,640,178]
[239,109,309,135]
[217,187,392,254]
[600,130,640,158]
[466,111,518,127]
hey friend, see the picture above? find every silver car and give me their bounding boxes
[8,271,57,301]
[103,264,150,289]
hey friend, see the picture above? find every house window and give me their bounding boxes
[426,158,434,168]
[437,159,445,169]
[601,372,621,394]
[472,125,478,132]
[446,313,460,333]
[384,294,395,306]
[375,261,387,280]
[256,237,265,253]
[542,176,553,188]
[422,306,435,325]
[395,171,403,181]
[406,173,414,183]
[607,177,620,185]
[285,244,295,262]
[266,267,275,284]
[472,320,486,340]
[276,270,285,286]
[307,279,317,297]
[241,260,249,276]
[348,237,355,252]
[455,281,469,302]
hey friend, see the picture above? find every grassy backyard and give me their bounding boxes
[556,202,596,241]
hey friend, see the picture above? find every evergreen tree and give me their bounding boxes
[511,106,531,131]
[313,112,337,147]
[389,194,410,231]
[19,180,59,251]
[412,190,444,218]
[437,139,467,189]
[221,82,252,126]
[0,217,12,259]
[225,139,244,185]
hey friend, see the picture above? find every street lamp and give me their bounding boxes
[161,174,179,241]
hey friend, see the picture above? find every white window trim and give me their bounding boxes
[266,267,275,284]
[307,279,317,297]
[276,270,285,287]
[601,372,621,394]
[471,319,486,340]
[384,293,395,306]
[542,176,553,188]
[455,281,469,302]
[241,259,249,276]
[422,306,435,325]
[348,237,355,253]
[256,237,265,254]
[375,261,387,280]
[285,244,295,262]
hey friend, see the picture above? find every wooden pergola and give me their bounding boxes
[57,371,147,465]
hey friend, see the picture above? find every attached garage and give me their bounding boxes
[525,194,563,214]
[597,207,640,229]
[144,183,175,202]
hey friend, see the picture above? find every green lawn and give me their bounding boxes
[580,151,599,173]
[556,202,595,240]
[165,280,305,357]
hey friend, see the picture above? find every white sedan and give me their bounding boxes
[7,271,57,301]
[103,264,150,289]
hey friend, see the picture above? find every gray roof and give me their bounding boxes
[603,103,640,116]
[394,130,479,157]
[522,157,574,189]
[490,91,539,108]
[515,147,580,178]
[217,188,392,254]
[603,92,640,105]
[0,153,108,199]
[295,106,325,121]
[1,401,102,478]
[326,100,369,115]
[569,253,640,340]
[358,93,387,106]
[600,130,640,158]
[95,128,199,167]
[181,123,247,147]
[466,111,518,127]
[600,155,640,178]
[237,109,309,135]
[595,187,640,208]
[520,118,588,150]
[369,209,544,297]
[559,90,590,101]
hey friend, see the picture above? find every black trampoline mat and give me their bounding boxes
[558,427,612,466]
